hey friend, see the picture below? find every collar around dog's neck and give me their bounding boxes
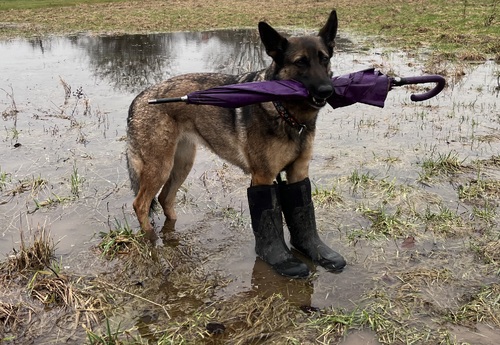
[272,101,306,135]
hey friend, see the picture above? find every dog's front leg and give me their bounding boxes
[281,166,346,272]
[282,154,310,184]
[279,177,346,271]
[247,173,310,278]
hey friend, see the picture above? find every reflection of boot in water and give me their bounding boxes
[279,178,346,272]
[250,256,313,307]
[160,219,180,247]
[247,184,310,278]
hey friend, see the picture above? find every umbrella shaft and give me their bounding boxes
[148,96,188,104]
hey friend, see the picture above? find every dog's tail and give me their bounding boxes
[126,144,158,217]
[127,98,158,217]
[126,148,140,196]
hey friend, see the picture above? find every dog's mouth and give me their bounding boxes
[308,96,328,108]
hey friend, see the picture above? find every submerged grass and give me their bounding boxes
[70,162,85,197]
[77,276,500,344]
[310,151,499,342]
[85,318,123,345]
[358,204,414,238]
[472,238,500,265]
[421,204,468,237]
[28,269,109,326]
[3,175,47,198]
[447,283,500,328]
[98,217,148,260]
[312,183,343,207]
[418,151,467,183]
[459,178,500,202]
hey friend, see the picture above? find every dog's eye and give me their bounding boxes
[294,57,309,67]
[320,55,330,65]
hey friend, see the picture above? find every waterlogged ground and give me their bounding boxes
[0,29,499,344]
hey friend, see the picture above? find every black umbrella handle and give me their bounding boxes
[391,75,446,102]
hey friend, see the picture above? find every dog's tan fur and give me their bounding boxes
[127,11,338,240]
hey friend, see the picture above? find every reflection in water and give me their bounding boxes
[251,257,314,307]
[79,30,268,93]
[21,30,268,93]
[3,30,354,95]
[76,34,170,93]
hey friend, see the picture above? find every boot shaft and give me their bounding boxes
[246,183,310,278]
[278,177,347,271]
[279,177,312,210]
[247,183,281,232]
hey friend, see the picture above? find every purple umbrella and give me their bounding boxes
[149,79,309,108]
[148,68,445,109]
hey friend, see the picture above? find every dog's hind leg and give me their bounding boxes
[158,137,196,220]
[131,146,177,242]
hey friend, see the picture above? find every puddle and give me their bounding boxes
[340,329,381,345]
[1,29,499,343]
[451,323,500,345]
[0,30,361,255]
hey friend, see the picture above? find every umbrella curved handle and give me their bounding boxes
[391,75,446,102]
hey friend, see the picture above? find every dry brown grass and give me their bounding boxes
[0,224,54,274]
[474,239,500,264]
[213,293,305,344]
[0,301,30,338]
[0,226,114,342]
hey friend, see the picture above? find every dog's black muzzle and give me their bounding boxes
[309,83,333,108]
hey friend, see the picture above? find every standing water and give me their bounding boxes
[1,30,499,344]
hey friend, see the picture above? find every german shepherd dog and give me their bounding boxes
[127,10,346,278]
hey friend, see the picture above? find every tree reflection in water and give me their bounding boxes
[23,30,353,95]
[80,30,268,93]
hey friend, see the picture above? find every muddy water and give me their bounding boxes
[1,29,499,343]
[0,29,359,256]
[0,30,267,254]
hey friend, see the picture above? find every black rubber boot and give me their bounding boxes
[279,178,346,272]
[247,184,310,278]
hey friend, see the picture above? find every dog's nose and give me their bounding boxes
[316,84,333,99]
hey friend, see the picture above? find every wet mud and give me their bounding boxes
[1,29,499,344]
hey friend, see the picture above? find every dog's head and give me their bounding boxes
[258,10,337,108]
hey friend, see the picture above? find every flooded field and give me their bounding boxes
[1,29,499,344]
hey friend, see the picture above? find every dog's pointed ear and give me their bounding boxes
[258,21,288,65]
[318,10,338,56]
